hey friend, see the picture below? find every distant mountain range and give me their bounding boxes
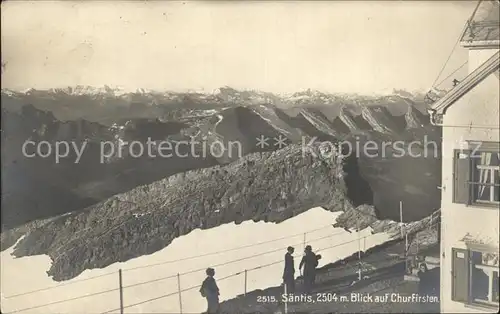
[3,85,428,101]
[1,86,429,124]
[1,86,440,225]
[1,86,441,279]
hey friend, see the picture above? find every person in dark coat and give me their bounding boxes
[417,262,436,312]
[283,246,295,294]
[200,268,220,314]
[299,245,319,294]
[417,262,429,296]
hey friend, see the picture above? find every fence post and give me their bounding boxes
[119,269,124,314]
[357,237,362,281]
[400,200,407,271]
[399,201,404,239]
[244,270,248,296]
[357,220,362,281]
[416,235,420,257]
[177,273,183,314]
[284,279,288,314]
[405,232,409,270]
[405,233,409,253]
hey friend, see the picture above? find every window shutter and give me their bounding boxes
[451,248,470,302]
[453,149,471,204]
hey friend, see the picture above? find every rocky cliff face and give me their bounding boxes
[338,106,371,134]
[8,143,348,281]
[248,105,304,142]
[180,106,299,164]
[298,108,343,139]
[405,104,427,129]
[361,106,399,135]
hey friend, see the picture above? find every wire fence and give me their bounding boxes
[4,223,334,299]
[3,218,440,314]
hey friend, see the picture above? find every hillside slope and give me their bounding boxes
[1,106,219,229]
[7,143,348,281]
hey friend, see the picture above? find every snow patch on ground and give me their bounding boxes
[1,207,391,314]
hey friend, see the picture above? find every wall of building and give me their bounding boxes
[469,48,500,73]
[440,47,500,313]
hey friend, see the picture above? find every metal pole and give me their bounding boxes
[284,279,288,314]
[357,230,361,260]
[177,273,183,314]
[399,201,404,239]
[357,221,362,281]
[244,270,247,296]
[303,232,306,250]
[119,269,124,314]
[405,233,409,272]
[400,201,407,270]
[405,233,409,253]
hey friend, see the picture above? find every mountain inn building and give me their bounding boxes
[429,1,499,312]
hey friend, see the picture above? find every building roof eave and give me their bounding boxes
[461,40,500,49]
[430,50,500,117]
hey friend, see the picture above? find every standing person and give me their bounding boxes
[283,246,295,294]
[417,262,429,296]
[299,245,319,294]
[200,268,220,314]
[417,262,433,312]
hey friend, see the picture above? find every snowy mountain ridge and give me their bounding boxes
[2,85,427,104]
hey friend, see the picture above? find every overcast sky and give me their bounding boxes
[1,1,477,94]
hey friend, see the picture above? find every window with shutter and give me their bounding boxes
[452,142,500,207]
[470,250,500,307]
[451,248,470,302]
[453,149,472,204]
[451,246,500,311]
[470,148,500,206]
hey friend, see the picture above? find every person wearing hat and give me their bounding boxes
[282,246,296,294]
[299,245,320,294]
[199,268,220,313]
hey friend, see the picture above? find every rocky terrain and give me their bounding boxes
[1,86,442,281]
[1,146,439,282]
[5,143,348,280]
